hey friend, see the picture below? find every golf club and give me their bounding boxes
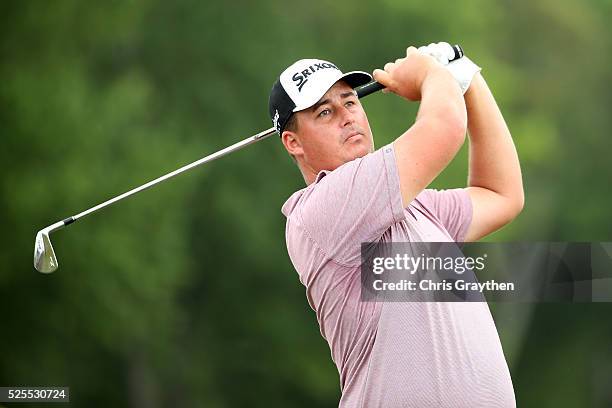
[33,126,277,273]
[33,44,464,273]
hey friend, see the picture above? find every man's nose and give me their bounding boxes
[339,105,355,127]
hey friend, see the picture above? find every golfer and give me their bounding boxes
[269,44,523,407]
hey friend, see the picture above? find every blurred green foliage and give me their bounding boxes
[1,0,611,406]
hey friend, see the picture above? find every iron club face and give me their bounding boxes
[34,220,68,273]
[34,229,58,273]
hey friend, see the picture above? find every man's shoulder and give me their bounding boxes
[280,146,397,220]
[280,172,325,219]
[281,187,307,218]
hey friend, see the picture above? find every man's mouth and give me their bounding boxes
[344,131,362,142]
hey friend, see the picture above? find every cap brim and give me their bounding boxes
[340,71,373,89]
[292,70,373,112]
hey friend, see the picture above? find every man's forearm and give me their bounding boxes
[418,67,467,129]
[465,73,524,206]
[388,60,467,208]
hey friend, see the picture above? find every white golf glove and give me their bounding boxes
[418,42,481,94]
[417,42,455,65]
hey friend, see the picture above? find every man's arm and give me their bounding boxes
[373,47,467,208]
[464,73,524,241]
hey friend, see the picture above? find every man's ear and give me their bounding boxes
[281,130,303,157]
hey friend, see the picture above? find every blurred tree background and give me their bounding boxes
[1,0,611,406]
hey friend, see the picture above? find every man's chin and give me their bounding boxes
[344,141,372,162]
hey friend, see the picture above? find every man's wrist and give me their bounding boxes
[422,65,461,96]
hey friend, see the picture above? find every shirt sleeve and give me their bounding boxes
[417,188,473,242]
[297,144,405,266]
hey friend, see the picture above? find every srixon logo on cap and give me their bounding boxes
[292,62,339,92]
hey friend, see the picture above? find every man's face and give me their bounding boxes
[283,81,374,174]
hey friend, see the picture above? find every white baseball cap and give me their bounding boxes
[268,59,372,135]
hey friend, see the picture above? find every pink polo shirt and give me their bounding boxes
[281,144,515,407]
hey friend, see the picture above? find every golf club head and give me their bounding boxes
[34,229,58,273]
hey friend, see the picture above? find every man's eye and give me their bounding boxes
[345,100,355,107]
[318,108,331,117]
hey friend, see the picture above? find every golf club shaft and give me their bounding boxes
[60,127,277,229]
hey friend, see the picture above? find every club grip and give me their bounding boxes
[357,44,464,99]
[356,81,386,98]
